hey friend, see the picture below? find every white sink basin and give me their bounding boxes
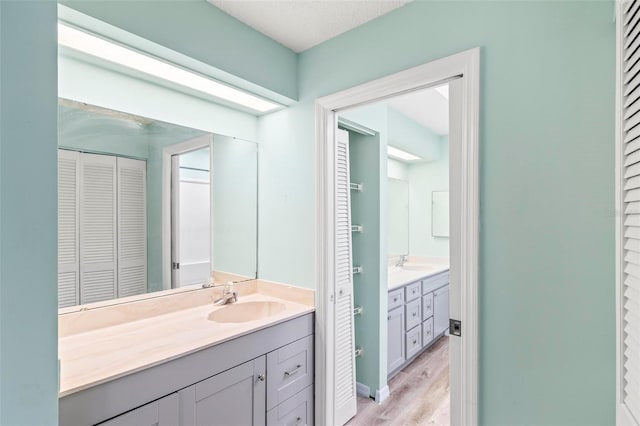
[208,301,286,323]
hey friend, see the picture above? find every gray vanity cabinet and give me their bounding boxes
[98,394,179,426]
[387,306,405,372]
[387,271,449,378]
[433,285,450,336]
[61,313,314,426]
[179,357,266,426]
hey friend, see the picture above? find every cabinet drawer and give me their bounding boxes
[422,317,434,347]
[267,385,314,426]
[405,281,421,302]
[267,335,313,410]
[405,298,422,331]
[422,293,434,321]
[388,288,404,311]
[422,272,449,294]
[405,326,422,360]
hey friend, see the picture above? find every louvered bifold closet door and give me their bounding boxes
[333,128,357,425]
[79,153,118,304]
[622,0,640,422]
[117,157,147,298]
[58,150,80,308]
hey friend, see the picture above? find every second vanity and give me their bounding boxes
[387,260,450,377]
[58,281,315,426]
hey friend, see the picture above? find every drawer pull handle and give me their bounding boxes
[413,339,417,344]
[393,297,398,302]
[285,365,302,377]
[413,312,417,317]
[295,417,302,425]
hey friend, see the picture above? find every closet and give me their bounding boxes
[58,150,147,308]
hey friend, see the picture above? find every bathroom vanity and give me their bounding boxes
[387,265,449,377]
[58,282,315,426]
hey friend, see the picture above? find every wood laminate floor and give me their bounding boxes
[347,336,450,426]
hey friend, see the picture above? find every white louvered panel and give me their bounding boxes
[626,149,640,168]
[58,150,80,307]
[625,136,640,156]
[58,272,78,309]
[625,214,640,228]
[82,270,116,304]
[623,3,640,422]
[335,294,355,402]
[626,110,640,132]
[117,158,147,298]
[626,237,640,254]
[80,153,117,305]
[626,188,640,203]
[624,123,640,144]
[625,175,640,191]
[625,162,640,179]
[333,128,356,425]
[118,265,146,298]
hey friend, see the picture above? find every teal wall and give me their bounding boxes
[0,1,59,424]
[258,1,615,424]
[348,130,388,397]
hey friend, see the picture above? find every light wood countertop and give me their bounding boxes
[59,283,314,397]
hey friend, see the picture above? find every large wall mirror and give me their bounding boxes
[388,177,409,257]
[58,99,258,308]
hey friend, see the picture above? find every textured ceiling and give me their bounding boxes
[388,85,449,136]
[208,0,410,52]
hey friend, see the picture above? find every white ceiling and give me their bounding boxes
[207,0,411,53]
[387,85,449,135]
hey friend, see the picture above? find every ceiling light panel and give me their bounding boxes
[57,23,280,113]
[387,146,421,161]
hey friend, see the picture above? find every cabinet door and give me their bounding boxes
[180,356,266,426]
[387,306,405,373]
[97,394,178,426]
[433,285,450,336]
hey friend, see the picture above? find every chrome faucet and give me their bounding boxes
[213,282,238,305]
[396,254,408,267]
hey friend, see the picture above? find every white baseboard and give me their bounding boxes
[375,385,390,403]
[356,382,370,398]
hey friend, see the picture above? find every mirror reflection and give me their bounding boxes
[57,100,258,308]
[387,177,410,257]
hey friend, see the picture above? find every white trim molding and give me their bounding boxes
[314,47,480,426]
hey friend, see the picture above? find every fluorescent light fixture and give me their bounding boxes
[435,84,449,100]
[57,23,280,113]
[387,146,421,161]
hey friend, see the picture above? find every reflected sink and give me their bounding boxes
[399,264,437,271]
[208,301,286,323]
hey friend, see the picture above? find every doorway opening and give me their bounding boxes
[337,83,452,425]
[314,48,479,426]
[171,145,212,288]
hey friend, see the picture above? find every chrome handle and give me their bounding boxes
[393,297,397,302]
[295,417,302,425]
[413,312,417,317]
[257,374,265,382]
[285,364,302,377]
[413,339,417,344]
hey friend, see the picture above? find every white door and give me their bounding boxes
[171,146,212,288]
[117,157,147,298]
[79,153,118,304]
[618,1,640,424]
[58,149,80,308]
[333,128,357,425]
[448,78,463,426]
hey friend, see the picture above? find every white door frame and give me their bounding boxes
[161,134,214,290]
[314,48,480,426]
